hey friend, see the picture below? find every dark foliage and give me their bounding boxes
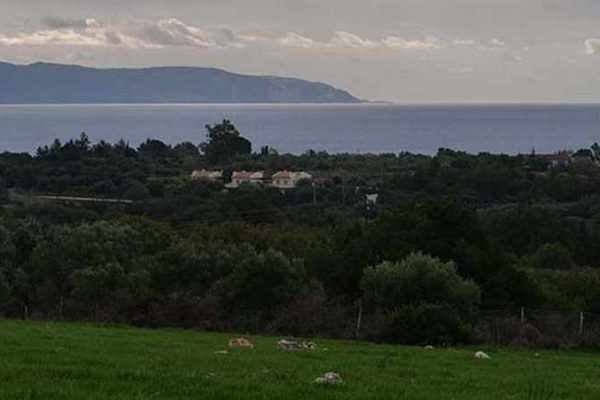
[1,127,600,344]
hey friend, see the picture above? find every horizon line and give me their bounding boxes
[0,101,599,107]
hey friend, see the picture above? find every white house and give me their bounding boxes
[537,152,571,169]
[366,193,379,205]
[226,171,266,188]
[271,171,313,189]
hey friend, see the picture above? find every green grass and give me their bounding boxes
[0,320,599,399]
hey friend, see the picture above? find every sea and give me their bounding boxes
[1,103,599,155]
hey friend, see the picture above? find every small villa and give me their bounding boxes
[536,149,598,169]
[226,171,266,188]
[271,171,313,189]
[191,169,224,181]
[536,152,571,168]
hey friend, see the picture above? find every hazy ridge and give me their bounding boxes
[0,61,360,104]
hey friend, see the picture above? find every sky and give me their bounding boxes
[1,0,600,103]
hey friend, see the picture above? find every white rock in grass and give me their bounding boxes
[474,351,491,359]
[278,339,300,351]
[278,339,317,351]
[229,337,254,349]
[303,341,317,350]
[424,345,435,350]
[315,372,343,385]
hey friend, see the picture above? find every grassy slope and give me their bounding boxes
[0,320,598,399]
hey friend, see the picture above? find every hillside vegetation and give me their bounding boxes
[3,123,600,345]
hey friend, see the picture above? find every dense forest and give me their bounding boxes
[2,120,600,345]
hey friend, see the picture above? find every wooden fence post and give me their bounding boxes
[520,307,525,324]
[355,299,363,339]
[579,312,584,335]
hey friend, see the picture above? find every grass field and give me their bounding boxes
[0,320,599,399]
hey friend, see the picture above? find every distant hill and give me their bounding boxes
[0,61,361,104]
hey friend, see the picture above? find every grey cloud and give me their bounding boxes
[453,39,476,46]
[212,28,240,47]
[138,24,191,47]
[502,52,523,63]
[132,19,230,48]
[41,17,89,30]
[330,31,378,48]
[0,18,235,49]
[104,30,123,46]
[585,38,600,55]
[263,31,441,51]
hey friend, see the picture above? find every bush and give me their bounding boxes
[361,252,481,345]
[532,243,575,270]
[0,178,8,202]
[0,270,10,305]
[379,304,473,345]
[527,268,600,312]
[266,283,354,338]
[123,179,151,201]
[209,246,306,330]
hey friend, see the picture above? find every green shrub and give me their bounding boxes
[532,243,575,270]
[209,246,306,329]
[381,304,473,344]
[361,252,481,344]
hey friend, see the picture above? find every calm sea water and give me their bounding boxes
[1,103,599,155]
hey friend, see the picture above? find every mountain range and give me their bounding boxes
[0,61,361,104]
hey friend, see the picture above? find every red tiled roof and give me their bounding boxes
[537,153,570,161]
[232,171,254,179]
[273,170,292,179]
[232,171,265,180]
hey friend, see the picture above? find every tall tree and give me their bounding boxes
[200,120,252,165]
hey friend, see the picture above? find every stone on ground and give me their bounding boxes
[315,372,343,385]
[229,338,254,349]
[474,351,491,359]
[277,339,316,351]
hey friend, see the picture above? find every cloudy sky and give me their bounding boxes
[1,0,600,102]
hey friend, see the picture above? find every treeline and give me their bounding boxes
[3,130,600,218]
[2,122,600,345]
[1,200,600,344]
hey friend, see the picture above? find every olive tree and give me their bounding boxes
[361,252,481,344]
[209,246,305,330]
